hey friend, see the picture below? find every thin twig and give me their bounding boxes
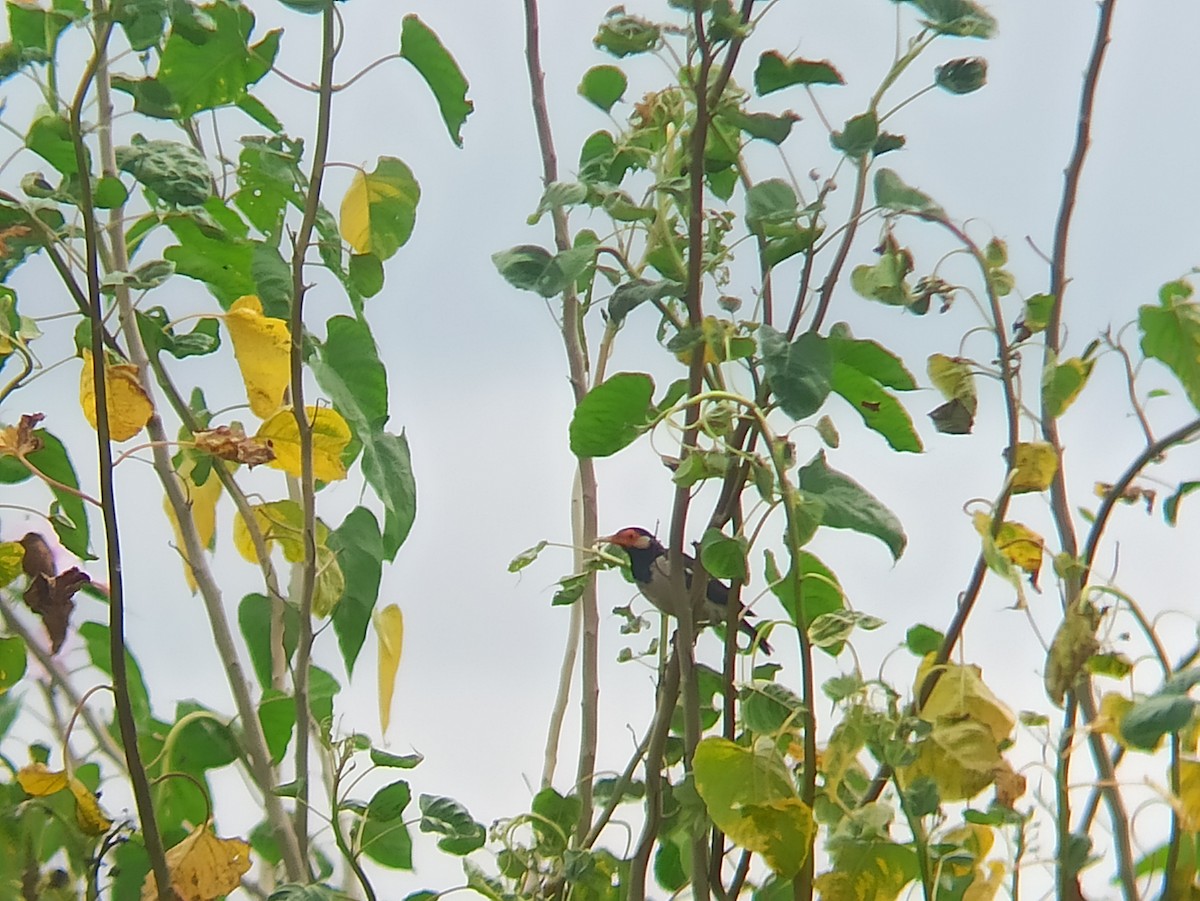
[287,5,338,866]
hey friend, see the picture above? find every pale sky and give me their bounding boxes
[3,1,1200,897]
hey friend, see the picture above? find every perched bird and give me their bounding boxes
[603,526,771,654]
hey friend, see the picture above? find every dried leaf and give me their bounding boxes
[1044,602,1101,707]
[1094,481,1156,514]
[79,350,154,442]
[193,425,274,466]
[18,763,112,836]
[224,295,290,418]
[19,532,56,579]
[376,604,404,736]
[23,566,89,653]
[142,823,252,901]
[0,412,44,456]
[256,406,350,482]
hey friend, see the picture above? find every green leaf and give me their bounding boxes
[797,452,906,560]
[238,593,298,691]
[266,885,341,901]
[8,1,73,56]
[340,156,420,260]
[172,700,239,772]
[251,241,293,316]
[309,666,341,734]
[693,737,813,877]
[313,315,389,440]
[26,114,83,176]
[579,64,626,112]
[361,430,416,560]
[164,211,255,307]
[1164,481,1200,525]
[233,135,304,235]
[764,549,844,635]
[568,372,655,458]
[829,324,917,390]
[741,681,806,735]
[745,179,798,235]
[831,111,878,158]
[532,788,580,855]
[828,325,921,452]
[935,57,987,94]
[357,780,414,869]
[1042,356,1093,419]
[371,748,424,769]
[527,181,588,225]
[552,573,590,607]
[137,308,221,359]
[508,541,547,573]
[1018,293,1054,336]
[699,528,747,581]
[116,138,212,206]
[0,635,26,694]
[719,108,800,145]
[258,689,295,765]
[910,0,997,38]
[594,9,660,57]
[329,507,384,678]
[399,15,473,147]
[1121,694,1196,750]
[874,168,945,217]
[27,431,90,558]
[349,253,385,298]
[759,326,831,420]
[114,2,280,119]
[808,609,885,649]
[1140,280,1200,411]
[754,51,844,95]
[80,621,151,724]
[492,244,595,298]
[112,0,167,51]
[906,624,944,656]
[607,278,682,325]
[419,794,486,855]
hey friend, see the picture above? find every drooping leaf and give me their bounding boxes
[797,452,906,560]
[356,780,414,869]
[115,138,212,206]
[1042,356,1094,418]
[831,111,878,158]
[78,350,154,442]
[418,794,486,855]
[362,429,416,560]
[935,57,987,94]
[829,325,921,452]
[568,372,655,458]
[910,0,997,38]
[1011,442,1058,494]
[163,456,222,592]
[145,823,252,901]
[224,295,289,417]
[330,507,384,678]
[375,604,404,736]
[1044,603,1101,707]
[399,15,473,147]
[594,9,660,57]
[238,593,298,692]
[1121,693,1197,750]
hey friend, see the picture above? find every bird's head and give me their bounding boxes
[602,526,662,553]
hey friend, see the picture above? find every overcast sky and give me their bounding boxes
[5,0,1200,896]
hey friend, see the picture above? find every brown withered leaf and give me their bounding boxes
[24,566,89,654]
[0,224,31,257]
[1094,481,1156,514]
[0,413,45,457]
[193,425,275,467]
[19,532,56,580]
[992,760,1026,809]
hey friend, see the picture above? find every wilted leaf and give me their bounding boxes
[23,565,88,654]
[874,169,944,217]
[143,822,251,901]
[901,719,1003,801]
[376,604,404,735]
[0,412,45,457]
[927,354,977,414]
[233,501,343,616]
[971,513,1043,587]
[256,407,351,482]
[18,763,112,836]
[915,657,1015,743]
[1044,602,1101,707]
[224,295,289,418]
[192,425,273,466]
[79,350,154,442]
[1042,356,1094,419]
[797,452,906,560]
[754,51,843,95]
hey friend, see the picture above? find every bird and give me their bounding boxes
[602,526,771,654]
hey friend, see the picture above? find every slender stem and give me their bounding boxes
[521,0,601,840]
[1056,697,1077,901]
[288,5,338,863]
[808,158,867,334]
[628,652,681,901]
[67,15,174,900]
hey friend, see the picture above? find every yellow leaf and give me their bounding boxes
[69,776,112,835]
[971,515,1043,586]
[256,406,350,482]
[18,762,68,796]
[901,719,1003,801]
[1176,758,1200,832]
[1011,441,1058,494]
[1092,692,1136,747]
[142,823,252,901]
[164,460,222,593]
[963,861,1006,901]
[941,823,994,877]
[18,764,112,835]
[224,295,290,418]
[927,353,978,414]
[0,540,24,588]
[915,657,1015,744]
[339,157,419,258]
[79,350,154,442]
[1044,602,1101,707]
[376,604,404,735]
[233,501,344,617]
